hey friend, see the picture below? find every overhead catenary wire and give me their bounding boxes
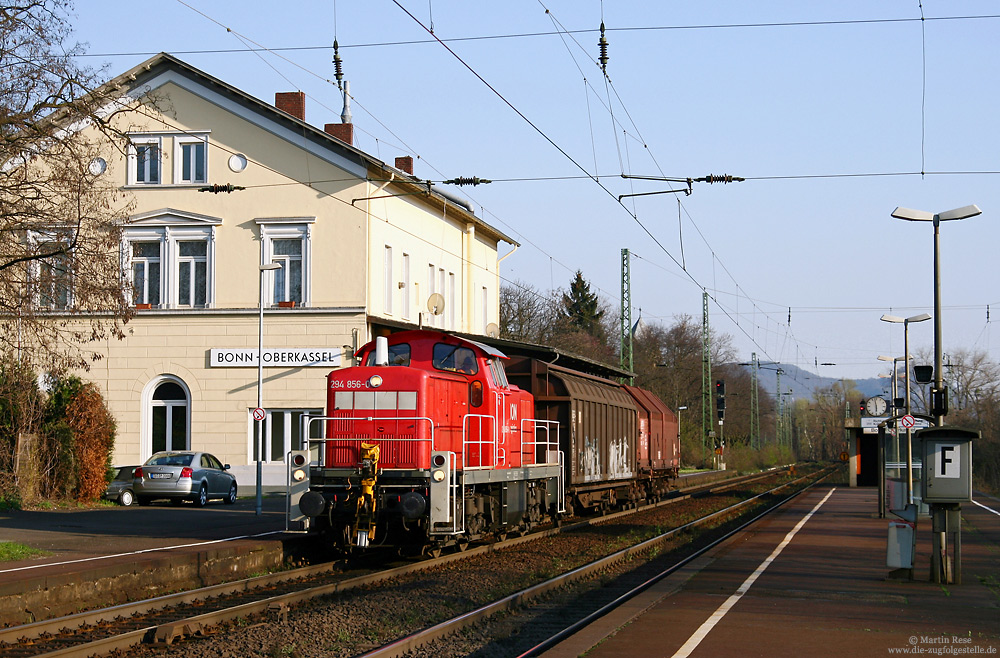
[85,3,997,370]
[78,13,1000,60]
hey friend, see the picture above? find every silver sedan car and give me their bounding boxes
[133,451,237,507]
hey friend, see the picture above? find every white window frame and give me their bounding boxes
[482,286,488,333]
[140,375,191,462]
[174,133,209,184]
[402,253,410,320]
[384,245,393,315]
[123,223,217,308]
[448,272,456,330]
[256,218,314,307]
[38,252,73,310]
[128,233,164,306]
[26,231,74,310]
[175,237,210,307]
[250,408,322,464]
[438,268,446,328]
[128,135,162,185]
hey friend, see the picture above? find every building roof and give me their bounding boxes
[107,53,519,247]
[369,317,633,380]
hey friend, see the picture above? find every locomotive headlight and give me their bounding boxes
[432,469,446,482]
[368,375,383,388]
[292,468,307,482]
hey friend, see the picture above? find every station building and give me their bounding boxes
[60,53,517,488]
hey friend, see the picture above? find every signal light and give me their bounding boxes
[716,379,726,397]
[287,450,312,530]
[931,387,949,416]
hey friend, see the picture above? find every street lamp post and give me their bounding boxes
[256,262,282,517]
[877,355,910,466]
[891,204,981,426]
[881,313,931,507]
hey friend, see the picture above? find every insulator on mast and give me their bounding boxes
[598,22,609,73]
[333,39,344,89]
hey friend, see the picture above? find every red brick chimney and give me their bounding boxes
[324,123,353,146]
[395,156,414,174]
[275,92,305,120]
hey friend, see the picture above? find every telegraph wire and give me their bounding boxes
[77,13,1000,60]
[919,0,927,176]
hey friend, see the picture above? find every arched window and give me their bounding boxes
[145,377,190,457]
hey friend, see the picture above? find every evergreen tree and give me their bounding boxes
[560,271,605,338]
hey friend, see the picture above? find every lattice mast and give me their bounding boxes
[620,248,633,384]
[701,291,712,460]
[750,352,760,449]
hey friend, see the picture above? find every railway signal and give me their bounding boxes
[716,379,725,420]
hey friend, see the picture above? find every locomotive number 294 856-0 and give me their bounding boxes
[329,380,365,389]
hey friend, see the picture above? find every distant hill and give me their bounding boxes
[739,363,887,402]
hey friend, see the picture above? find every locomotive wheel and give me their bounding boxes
[421,544,442,558]
[456,538,469,552]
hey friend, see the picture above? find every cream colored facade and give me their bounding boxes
[69,54,516,487]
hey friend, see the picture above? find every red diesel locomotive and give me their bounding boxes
[294,330,679,554]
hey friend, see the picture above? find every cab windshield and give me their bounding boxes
[433,343,479,375]
[364,343,411,366]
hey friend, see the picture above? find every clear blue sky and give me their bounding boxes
[72,1,1000,382]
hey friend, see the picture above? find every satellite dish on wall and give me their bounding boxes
[486,323,500,338]
[426,293,445,316]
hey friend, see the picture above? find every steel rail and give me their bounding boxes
[1,465,801,658]
[356,466,836,658]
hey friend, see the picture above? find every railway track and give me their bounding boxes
[0,464,827,658]
[360,464,838,658]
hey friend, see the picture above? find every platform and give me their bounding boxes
[0,496,293,625]
[543,486,1000,658]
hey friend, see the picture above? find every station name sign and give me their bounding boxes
[210,348,342,368]
[861,416,930,434]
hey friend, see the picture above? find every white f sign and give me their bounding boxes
[934,442,961,479]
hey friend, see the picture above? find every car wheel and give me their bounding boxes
[119,489,134,507]
[194,483,208,507]
[137,496,152,506]
[224,482,237,505]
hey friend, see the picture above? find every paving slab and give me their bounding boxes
[544,487,1000,658]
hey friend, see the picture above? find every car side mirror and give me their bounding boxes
[223,464,231,470]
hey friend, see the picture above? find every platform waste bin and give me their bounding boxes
[886,520,914,569]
